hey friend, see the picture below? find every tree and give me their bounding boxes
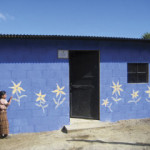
[142,33,150,39]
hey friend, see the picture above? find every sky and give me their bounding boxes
[0,0,150,38]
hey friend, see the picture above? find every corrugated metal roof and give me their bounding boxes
[0,34,150,42]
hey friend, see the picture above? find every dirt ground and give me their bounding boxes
[0,118,150,150]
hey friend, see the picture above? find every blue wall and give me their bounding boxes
[0,38,150,134]
[0,39,70,134]
[100,40,150,122]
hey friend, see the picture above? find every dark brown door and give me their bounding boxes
[69,51,99,120]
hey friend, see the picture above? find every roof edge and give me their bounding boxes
[0,34,150,42]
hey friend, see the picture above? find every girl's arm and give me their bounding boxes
[7,96,13,106]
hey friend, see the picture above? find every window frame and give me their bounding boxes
[127,63,149,83]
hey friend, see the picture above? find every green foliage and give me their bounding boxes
[142,33,150,39]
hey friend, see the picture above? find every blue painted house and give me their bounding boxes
[0,34,150,134]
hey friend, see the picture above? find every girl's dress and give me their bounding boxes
[0,99,9,135]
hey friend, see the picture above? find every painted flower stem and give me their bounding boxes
[52,83,66,109]
[107,103,113,112]
[58,93,62,104]
[53,93,66,109]
[12,91,27,106]
[128,97,141,104]
[146,98,150,102]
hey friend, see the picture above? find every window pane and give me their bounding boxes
[128,63,149,83]
[137,63,148,73]
[128,73,137,83]
[137,73,148,83]
[128,63,137,73]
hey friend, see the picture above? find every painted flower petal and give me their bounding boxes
[12,89,16,95]
[52,89,59,93]
[11,81,17,86]
[60,86,65,91]
[18,87,25,92]
[60,91,66,95]
[56,91,60,97]
[36,97,41,102]
[17,81,22,87]
[56,84,61,90]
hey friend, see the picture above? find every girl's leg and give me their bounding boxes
[0,134,4,138]
[4,134,8,138]
[0,134,8,138]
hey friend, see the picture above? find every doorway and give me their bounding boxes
[69,51,100,120]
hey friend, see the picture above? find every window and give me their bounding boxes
[128,63,148,83]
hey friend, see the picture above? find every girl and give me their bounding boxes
[0,91,12,138]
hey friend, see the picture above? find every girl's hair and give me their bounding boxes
[0,91,6,99]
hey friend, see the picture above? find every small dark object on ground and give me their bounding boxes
[61,126,67,133]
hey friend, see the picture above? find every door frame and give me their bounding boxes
[69,50,100,120]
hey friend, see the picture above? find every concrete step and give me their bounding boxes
[61,118,112,133]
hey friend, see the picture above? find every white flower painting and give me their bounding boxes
[7,77,150,116]
[52,83,66,109]
[145,86,150,102]
[128,90,141,104]
[102,81,124,113]
[101,98,113,112]
[35,90,48,113]
[9,81,27,106]
[111,81,123,103]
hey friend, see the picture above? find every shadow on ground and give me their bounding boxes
[67,139,150,147]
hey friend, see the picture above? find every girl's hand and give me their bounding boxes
[7,96,13,105]
[9,96,13,102]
